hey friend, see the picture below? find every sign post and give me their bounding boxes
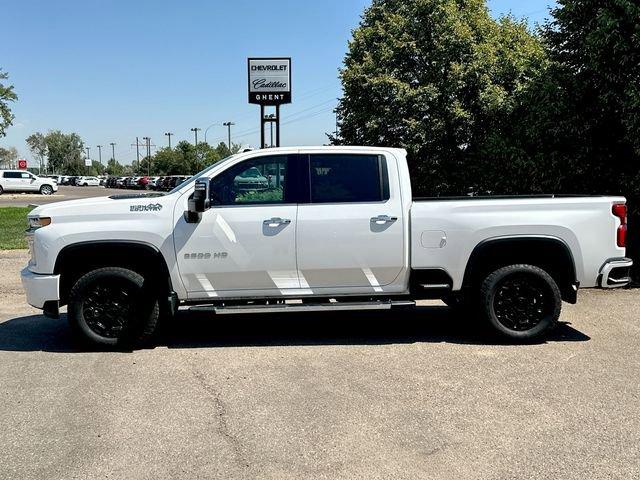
[247,57,291,148]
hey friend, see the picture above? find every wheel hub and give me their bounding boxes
[493,274,551,331]
[82,281,135,338]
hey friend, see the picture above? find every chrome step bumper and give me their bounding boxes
[598,258,633,288]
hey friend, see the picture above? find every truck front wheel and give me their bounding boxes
[480,264,561,341]
[67,267,159,348]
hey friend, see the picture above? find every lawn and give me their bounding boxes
[0,207,32,249]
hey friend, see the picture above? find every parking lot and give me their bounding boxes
[0,185,133,207]
[0,249,638,479]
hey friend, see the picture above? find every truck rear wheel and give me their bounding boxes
[68,267,159,348]
[480,264,561,341]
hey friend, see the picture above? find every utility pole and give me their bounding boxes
[164,132,173,149]
[85,146,91,174]
[222,122,235,151]
[96,145,102,166]
[110,142,116,162]
[135,137,140,173]
[142,137,151,176]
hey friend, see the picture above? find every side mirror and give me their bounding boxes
[185,178,210,223]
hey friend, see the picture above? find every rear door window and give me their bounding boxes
[3,171,22,179]
[308,154,388,203]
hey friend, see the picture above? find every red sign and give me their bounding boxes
[18,159,27,169]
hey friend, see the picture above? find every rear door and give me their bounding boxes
[295,152,405,293]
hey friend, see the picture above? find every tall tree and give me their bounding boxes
[0,69,17,137]
[42,130,84,174]
[0,146,18,168]
[333,0,547,195]
[26,132,48,173]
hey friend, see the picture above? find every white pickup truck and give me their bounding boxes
[21,146,632,347]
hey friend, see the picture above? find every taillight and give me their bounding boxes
[612,203,627,248]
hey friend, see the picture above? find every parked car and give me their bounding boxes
[76,176,101,186]
[21,146,632,348]
[137,176,150,189]
[234,167,269,191]
[0,170,58,195]
[149,177,164,190]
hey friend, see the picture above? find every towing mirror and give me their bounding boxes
[192,179,210,213]
[185,179,210,223]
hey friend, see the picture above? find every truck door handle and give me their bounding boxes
[370,215,397,225]
[263,217,291,227]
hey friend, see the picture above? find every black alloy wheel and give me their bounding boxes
[68,267,160,348]
[481,264,561,341]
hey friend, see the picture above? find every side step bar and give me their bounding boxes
[189,300,416,315]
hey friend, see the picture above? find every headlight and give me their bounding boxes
[28,216,51,229]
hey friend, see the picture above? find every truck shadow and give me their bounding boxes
[0,305,590,353]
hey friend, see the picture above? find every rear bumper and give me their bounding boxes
[598,258,633,288]
[20,267,60,309]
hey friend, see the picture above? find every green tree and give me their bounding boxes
[26,132,48,174]
[0,146,18,168]
[333,0,547,195]
[106,158,125,176]
[0,69,17,137]
[42,130,84,174]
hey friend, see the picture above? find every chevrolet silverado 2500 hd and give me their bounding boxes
[21,146,632,347]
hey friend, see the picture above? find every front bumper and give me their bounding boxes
[598,258,633,288]
[20,267,60,309]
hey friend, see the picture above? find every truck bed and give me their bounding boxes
[409,195,625,289]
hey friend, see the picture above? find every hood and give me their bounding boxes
[30,192,173,219]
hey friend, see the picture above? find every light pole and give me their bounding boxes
[203,123,219,144]
[190,127,200,148]
[222,122,235,151]
[164,132,173,149]
[109,142,116,162]
[85,146,91,175]
[96,145,102,167]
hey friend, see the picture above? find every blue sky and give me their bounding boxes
[1,0,556,165]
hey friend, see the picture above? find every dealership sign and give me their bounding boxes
[247,57,291,105]
[18,159,27,169]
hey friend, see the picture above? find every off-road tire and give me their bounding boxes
[68,267,160,348]
[480,264,561,341]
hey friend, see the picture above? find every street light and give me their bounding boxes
[164,132,173,149]
[222,122,235,151]
[109,142,116,162]
[203,123,219,144]
[190,127,201,148]
[96,145,103,166]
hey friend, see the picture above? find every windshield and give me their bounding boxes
[167,154,238,195]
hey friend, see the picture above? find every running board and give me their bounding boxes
[189,300,416,315]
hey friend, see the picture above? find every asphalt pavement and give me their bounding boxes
[0,185,132,207]
[0,249,638,480]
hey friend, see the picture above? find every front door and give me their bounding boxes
[296,152,405,293]
[174,154,300,298]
